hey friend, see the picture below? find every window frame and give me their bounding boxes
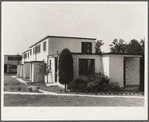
[43,41,46,51]
[82,42,92,54]
[30,49,32,55]
[79,59,95,76]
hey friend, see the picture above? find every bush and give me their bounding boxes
[17,87,21,91]
[87,72,110,92]
[105,81,120,91]
[74,78,88,92]
[72,72,120,93]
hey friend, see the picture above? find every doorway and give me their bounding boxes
[124,57,140,86]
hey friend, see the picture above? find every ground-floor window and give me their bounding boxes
[79,59,95,75]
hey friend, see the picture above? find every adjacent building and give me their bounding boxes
[4,55,22,73]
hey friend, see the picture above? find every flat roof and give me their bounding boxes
[29,35,96,48]
[72,53,99,55]
[22,50,29,54]
[30,61,44,63]
[4,55,22,57]
[102,53,142,56]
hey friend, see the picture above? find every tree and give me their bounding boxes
[39,60,51,83]
[59,48,74,92]
[126,39,142,54]
[109,39,126,53]
[95,40,104,54]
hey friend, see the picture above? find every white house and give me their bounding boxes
[18,35,142,88]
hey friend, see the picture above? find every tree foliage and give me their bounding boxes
[59,48,74,91]
[126,39,143,54]
[109,39,144,54]
[109,39,126,53]
[95,40,104,54]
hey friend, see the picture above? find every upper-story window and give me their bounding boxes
[8,57,22,60]
[35,46,38,54]
[43,41,46,51]
[30,49,32,55]
[82,42,92,53]
[37,45,40,53]
[24,53,27,59]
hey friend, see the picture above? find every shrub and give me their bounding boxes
[74,78,88,92]
[17,87,21,91]
[87,72,110,92]
[72,73,120,93]
[59,48,74,92]
[105,81,120,91]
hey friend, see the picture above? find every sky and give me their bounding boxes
[2,2,147,55]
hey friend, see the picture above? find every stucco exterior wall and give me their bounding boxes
[102,56,109,76]
[23,63,31,79]
[19,65,23,77]
[17,65,21,76]
[48,37,95,55]
[31,38,49,62]
[125,58,140,85]
[109,55,124,87]
[68,54,103,87]
[23,64,26,78]
[22,50,30,64]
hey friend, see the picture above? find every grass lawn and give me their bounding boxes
[4,94,144,106]
[4,74,40,93]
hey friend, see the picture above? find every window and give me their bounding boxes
[35,46,38,54]
[8,57,22,60]
[30,49,32,55]
[37,45,40,53]
[24,53,27,59]
[43,41,46,51]
[82,42,92,53]
[33,48,35,54]
[28,52,29,58]
[79,59,95,75]
[11,65,17,69]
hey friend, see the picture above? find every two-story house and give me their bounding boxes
[18,35,142,88]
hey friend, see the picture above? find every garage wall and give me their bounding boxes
[102,56,109,76]
[109,55,124,87]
